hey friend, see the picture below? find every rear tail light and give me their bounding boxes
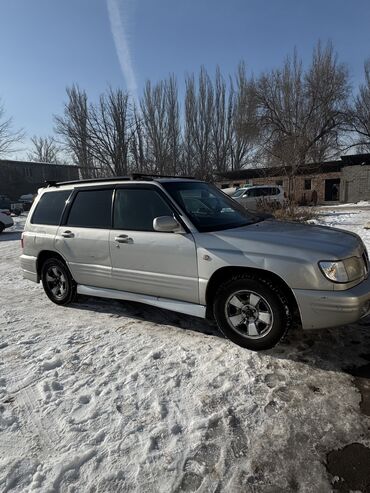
[21,233,24,250]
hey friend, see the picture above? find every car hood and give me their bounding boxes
[206,219,363,259]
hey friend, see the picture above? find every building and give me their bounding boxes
[216,154,370,205]
[0,159,80,200]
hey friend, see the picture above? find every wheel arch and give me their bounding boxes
[36,250,69,278]
[205,266,301,325]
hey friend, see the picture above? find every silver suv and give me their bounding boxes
[232,185,285,211]
[20,176,370,350]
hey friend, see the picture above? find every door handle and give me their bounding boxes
[114,234,133,244]
[61,230,74,238]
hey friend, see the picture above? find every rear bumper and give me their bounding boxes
[293,275,370,330]
[20,254,38,283]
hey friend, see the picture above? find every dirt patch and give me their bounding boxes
[326,443,370,492]
[345,363,370,416]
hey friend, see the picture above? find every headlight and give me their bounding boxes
[319,257,364,283]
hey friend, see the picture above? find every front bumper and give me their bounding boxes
[20,254,38,283]
[293,275,370,330]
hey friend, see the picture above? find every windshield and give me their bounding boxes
[232,188,246,198]
[163,182,260,232]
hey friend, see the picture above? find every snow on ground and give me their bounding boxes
[315,202,370,247]
[0,210,370,492]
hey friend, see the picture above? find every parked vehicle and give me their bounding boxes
[10,203,23,216]
[18,194,35,212]
[0,194,24,216]
[0,210,14,233]
[230,184,253,198]
[20,176,370,350]
[232,185,285,211]
[222,187,238,196]
[0,195,12,212]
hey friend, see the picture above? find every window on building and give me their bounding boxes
[114,188,174,231]
[233,183,240,187]
[276,180,283,186]
[23,167,32,178]
[304,179,312,190]
[67,189,113,228]
[31,190,71,225]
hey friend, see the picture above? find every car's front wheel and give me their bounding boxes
[213,275,290,350]
[41,258,76,305]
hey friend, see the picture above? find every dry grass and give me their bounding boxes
[256,198,317,222]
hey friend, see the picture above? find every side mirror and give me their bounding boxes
[153,216,182,233]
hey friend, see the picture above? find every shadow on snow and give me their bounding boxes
[71,294,370,374]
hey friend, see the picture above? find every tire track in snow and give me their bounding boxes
[16,385,60,456]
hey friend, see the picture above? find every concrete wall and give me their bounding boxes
[341,165,370,203]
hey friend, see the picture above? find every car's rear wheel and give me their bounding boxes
[213,275,290,350]
[41,258,76,305]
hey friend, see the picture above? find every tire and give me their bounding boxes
[41,258,76,305]
[0,222,4,234]
[213,275,291,350]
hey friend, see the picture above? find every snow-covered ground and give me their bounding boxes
[1,207,370,492]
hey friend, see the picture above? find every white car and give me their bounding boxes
[0,210,14,233]
[232,185,285,211]
[20,176,370,351]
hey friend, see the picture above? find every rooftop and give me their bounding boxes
[216,154,370,180]
[0,158,78,168]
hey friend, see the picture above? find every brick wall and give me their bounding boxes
[341,165,370,203]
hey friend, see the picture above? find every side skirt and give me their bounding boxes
[77,284,206,319]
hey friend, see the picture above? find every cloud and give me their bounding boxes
[107,0,138,104]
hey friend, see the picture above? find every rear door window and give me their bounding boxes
[31,190,71,225]
[67,189,113,228]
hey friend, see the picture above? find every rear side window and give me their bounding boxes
[255,187,276,196]
[67,189,113,228]
[31,190,71,225]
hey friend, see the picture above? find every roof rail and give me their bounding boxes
[44,174,196,188]
[130,173,196,180]
[45,180,58,187]
[45,176,131,187]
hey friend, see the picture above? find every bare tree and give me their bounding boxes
[165,75,181,175]
[230,62,260,170]
[255,42,349,191]
[183,67,214,179]
[210,67,233,174]
[54,85,96,178]
[140,76,181,175]
[27,136,61,163]
[130,104,148,173]
[88,88,133,176]
[0,100,24,157]
[349,60,370,151]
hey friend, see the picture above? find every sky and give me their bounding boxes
[1,0,370,156]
